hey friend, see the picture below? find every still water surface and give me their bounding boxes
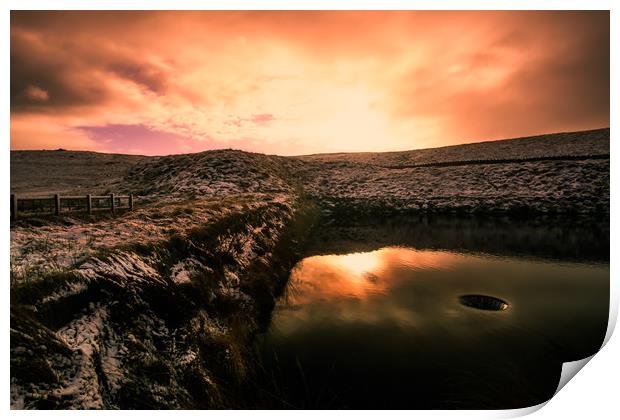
[255,229,609,409]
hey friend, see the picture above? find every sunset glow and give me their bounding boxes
[287,248,465,302]
[333,251,383,278]
[11,11,609,156]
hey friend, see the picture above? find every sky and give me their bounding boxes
[10,10,609,156]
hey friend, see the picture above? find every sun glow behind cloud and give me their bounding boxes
[10,11,609,156]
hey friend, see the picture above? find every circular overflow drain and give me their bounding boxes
[459,294,510,311]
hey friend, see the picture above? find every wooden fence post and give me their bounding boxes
[11,194,17,220]
[110,193,115,214]
[54,194,60,216]
[129,194,134,211]
[87,194,92,214]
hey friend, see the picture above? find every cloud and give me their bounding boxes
[107,61,169,95]
[225,113,275,128]
[23,85,49,102]
[386,11,609,144]
[10,11,609,155]
[78,124,207,155]
[250,114,275,126]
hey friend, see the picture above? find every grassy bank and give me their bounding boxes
[10,196,320,409]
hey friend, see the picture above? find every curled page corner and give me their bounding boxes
[554,355,595,396]
[602,296,618,348]
[502,401,548,418]
[500,355,597,419]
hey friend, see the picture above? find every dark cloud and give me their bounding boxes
[10,28,110,111]
[11,11,169,113]
[393,11,609,142]
[108,61,168,95]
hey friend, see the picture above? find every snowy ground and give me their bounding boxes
[297,157,609,215]
[299,128,609,167]
[295,128,610,215]
[11,194,302,408]
[10,194,291,284]
[10,128,610,282]
[9,127,610,409]
[122,149,305,198]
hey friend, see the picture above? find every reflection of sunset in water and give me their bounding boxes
[332,251,382,278]
[285,248,464,305]
[259,239,609,408]
[274,247,608,345]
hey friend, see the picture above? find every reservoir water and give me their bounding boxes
[253,216,609,409]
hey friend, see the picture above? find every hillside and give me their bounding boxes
[9,128,610,409]
[10,150,150,197]
[11,129,610,215]
[297,128,609,216]
[298,156,609,215]
[10,128,610,286]
[299,128,609,167]
[123,149,306,198]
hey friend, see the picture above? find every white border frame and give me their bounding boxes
[3,2,616,419]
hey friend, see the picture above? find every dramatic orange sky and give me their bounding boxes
[11,11,609,156]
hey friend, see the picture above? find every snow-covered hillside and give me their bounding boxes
[11,128,610,214]
[298,157,609,215]
[9,127,610,409]
[123,149,306,199]
[10,128,610,281]
[299,128,609,167]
